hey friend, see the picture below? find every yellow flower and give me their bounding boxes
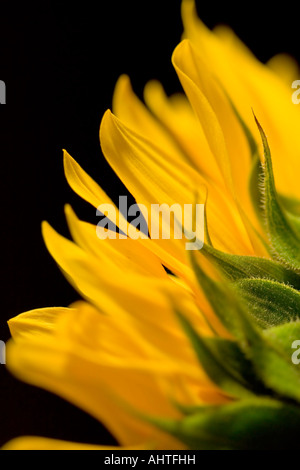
[5,0,300,450]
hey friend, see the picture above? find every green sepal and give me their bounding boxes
[249,152,265,224]
[234,278,300,328]
[176,312,263,399]
[255,116,300,270]
[152,398,300,450]
[190,252,300,402]
[263,320,300,357]
[202,243,300,289]
[248,144,300,235]
[190,251,250,339]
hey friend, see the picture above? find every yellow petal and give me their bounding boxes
[182,1,300,199]
[2,436,151,450]
[111,75,250,259]
[41,221,216,352]
[144,79,223,182]
[110,76,258,256]
[214,24,300,198]
[181,0,255,129]
[172,40,252,216]
[267,53,300,86]
[8,307,72,340]
[7,299,227,450]
[100,108,256,256]
[113,74,186,166]
[100,109,202,209]
[65,204,167,279]
[6,337,186,449]
[6,300,229,449]
[63,149,130,231]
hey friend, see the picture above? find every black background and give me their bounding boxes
[0,0,299,447]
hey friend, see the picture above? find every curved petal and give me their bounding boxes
[100,109,255,255]
[144,79,223,182]
[41,221,219,350]
[63,150,130,231]
[6,302,229,449]
[8,307,72,340]
[182,0,300,198]
[65,204,167,279]
[2,436,150,450]
[113,75,186,166]
[6,337,185,449]
[172,39,253,222]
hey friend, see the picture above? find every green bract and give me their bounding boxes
[152,121,300,449]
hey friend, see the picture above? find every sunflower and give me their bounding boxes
[4,0,300,450]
